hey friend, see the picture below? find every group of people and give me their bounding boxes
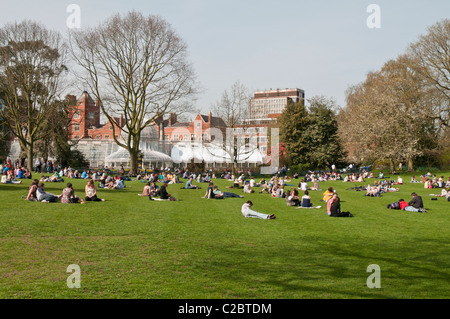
[12,161,449,219]
[25,178,105,204]
[387,193,428,213]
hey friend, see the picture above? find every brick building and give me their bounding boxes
[67,91,125,141]
[155,112,227,143]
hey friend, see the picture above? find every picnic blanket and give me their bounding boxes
[297,206,322,209]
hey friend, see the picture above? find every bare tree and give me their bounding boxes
[0,20,68,171]
[408,19,450,128]
[209,81,257,175]
[70,11,197,174]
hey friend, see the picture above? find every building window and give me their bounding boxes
[88,112,94,119]
[96,135,102,140]
[184,134,188,141]
[164,135,169,140]
[105,135,110,140]
[74,135,80,139]
[74,124,80,131]
[191,134,195,141]
[196,122,201,127]
[74,112,80,119]
[174,134,179,141]
[202,133,208,142]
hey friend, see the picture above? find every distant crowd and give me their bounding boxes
[2,158,449,217]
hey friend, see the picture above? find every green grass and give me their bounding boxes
[0,172,449,299]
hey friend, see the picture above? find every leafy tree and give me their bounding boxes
[0,20,67,171]
[279,100,310,167]
[303,96,346,169]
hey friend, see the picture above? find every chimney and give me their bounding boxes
[168,112,177,126]
[119,114,124,127]
[208,112,212,124]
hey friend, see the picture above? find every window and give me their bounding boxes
[202,133,208,142]
[88,112,94,119]
[74,124,80,131]
[196,122,201,127]
[74,135,80,139]
[174,134,179,141]
[183,134,188,141]
[164,135,169,140]
[96,135,102,140]
[191,134,195,141]
[73,112,80,119]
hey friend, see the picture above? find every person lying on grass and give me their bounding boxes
[241,201,276,220]
[213,186,243,199]
[36,182,59,203]
[202,182,243,199]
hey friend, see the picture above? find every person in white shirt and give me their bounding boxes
[241,201,275,219]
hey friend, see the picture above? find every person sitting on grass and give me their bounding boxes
[85,179,105,202]
[60,183,85,204]
[156,183,176,201]
[322,187,334,202]
[328,193,353,217]
[243,182,255,194]
[301,190,313,208]
[25,179,39,201]
[202,182,215,199]
[404,192,427,213]
[241,201,276,219]
[36,183,59,203]
[185,177,199,189]
[139,182,152,196]
[285,190,300,206]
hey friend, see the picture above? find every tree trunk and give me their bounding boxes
[129,149,138,176]
[26,143,33,172]
[407,157,414,172]
[389,158,395,173]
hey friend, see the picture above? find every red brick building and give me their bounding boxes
[155,112,227,143]
[67,91,125,141]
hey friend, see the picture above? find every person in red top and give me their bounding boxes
[399,199,409,210]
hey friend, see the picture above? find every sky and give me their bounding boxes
[1,0,449,116]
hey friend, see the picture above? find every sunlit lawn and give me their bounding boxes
[0,171,449,299]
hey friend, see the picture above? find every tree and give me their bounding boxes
[35,98,78,167]
[210,81,254,175]
[339,55,435,171]
[70,11,197,175]
[303,96,346,169]
[279,100,310,167]
[408,19,450,129]
[0,20,68,171]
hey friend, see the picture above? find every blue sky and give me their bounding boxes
[1,0,449,114]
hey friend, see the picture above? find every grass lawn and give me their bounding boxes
[0,171,449,299]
